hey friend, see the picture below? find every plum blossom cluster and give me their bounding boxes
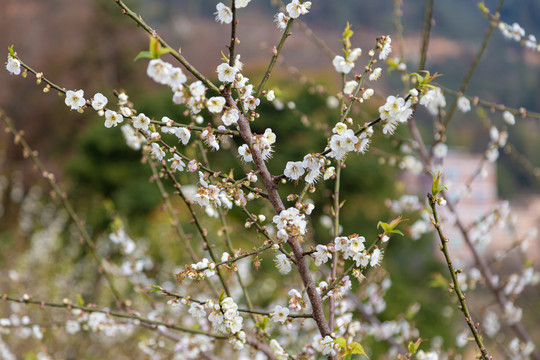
[484,125,508,163]
[498,21,540,51]
[317,275,352,301]
[194,172,234,210]
[238,128,276,163]
[419,87,446,116]
[215,1,252,25]
[274,0,311,31]
[334,234,383,268]
[283,153,325,183]
[180,258,217,280]
[332,47,362,74]
[273,207,307,241]
[379,95,414,135]
[327,122,372,160]
[207,297,245,349]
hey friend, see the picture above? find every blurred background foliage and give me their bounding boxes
[0,0,539,358]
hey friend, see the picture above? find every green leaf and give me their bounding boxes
[149,285,162,293]
[342,22,354,40]
[333,337,347,349]
[348,342,368,356]
[219,289,225,303]
[76,294,85,306]
[254,316,269,331]
[429,272,448,288]
[8,45,15,57]
[430,171,447,197]
[344,355,352,360]
[133,51,153,62]
[408,338,423,354]
[377,216,405,236]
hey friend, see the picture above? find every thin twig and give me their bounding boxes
[427,193,492,360]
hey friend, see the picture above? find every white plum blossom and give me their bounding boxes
[91,93,108,111]
[433,143,448,159]
[369,67,382,81]
[343,80,358,95]
[189,81,206,98]
[332,55,354,74]
[201,129,219,151]
[503,110,515,125]
[215,3,233,24]
[168,154,185,172]
[118,92,128,105]
[104,110,123,128]
[65,90,86,110]
[333,122,347,134]
[334,236,349,252]
[175,127,191,145]
[275,254,292,274]
[150,143,165,161]
[237,144,252,162]
[147,59,172,85]
[286,0,311,19]
[120,106,132,117]
[313,244,332,266]
[313,335,337,356]
[379,36,392,60]
[6,57,21,75]
[266,90,275,101]
[207,96,226,113]
[188,303,206,318]
[121,124,145,150]
[132,113,151,131]
[420,87,446,116]
[303,154,324,184]
[274,12,289,31]
[284,161,305,181]
[363,88,374,100]
[323,166,335,180]
[370,248,383,267]
[222,107,239,126]
[65,320,81,335]
[270,339,289,360]
[349,47,362,61]
[216,63,238,83]
[271,305,290,324]
[168,67,187,88]
[457,96,471,113]
[235,0,251,9]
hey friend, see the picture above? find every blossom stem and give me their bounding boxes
[159,289,312,318]
[1,111,122,303]
[418,0,434,72]
[150,119,240,136]
[225,92,334,345]
[437,85,540,120]
[328,160,342,330]
[255,18,295,98]
[113,0,220,94]
[427,193,492,360]
[340,44,378,123]
[0,295,227,339]
[228,0,238,67]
